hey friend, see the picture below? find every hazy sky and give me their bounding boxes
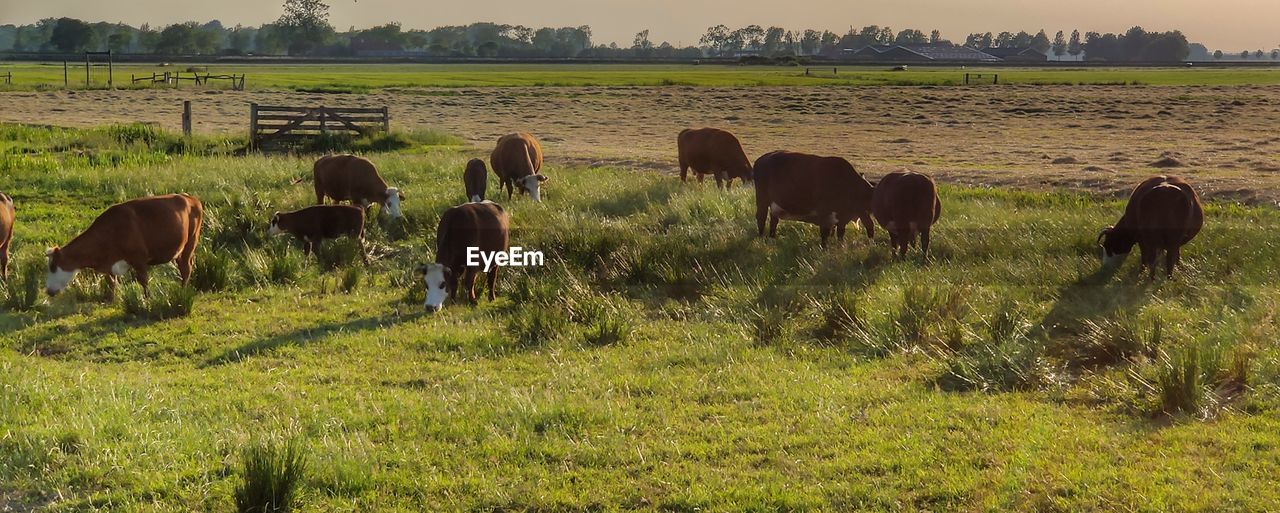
[3,0,1278,50]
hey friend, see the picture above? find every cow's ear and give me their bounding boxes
[397,190,406,200]
[415,264,428,275]
[536,174,549,183]
[45,247,57,257]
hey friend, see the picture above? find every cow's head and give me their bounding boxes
[384,188,405,218]
[267,212,284,236]
[44,247,78,297]
[516,175,549,202]
[1098,226,1135,267]
[416,263,453,312]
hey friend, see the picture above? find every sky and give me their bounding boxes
[2,0,1278,51]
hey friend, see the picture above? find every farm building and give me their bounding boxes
[981,47,1049,62]
[844,44,1002,63]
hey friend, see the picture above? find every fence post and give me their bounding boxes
[107,50,113,89]
[182,101,192,138]
[319,107,328,136]
[994,74,999,85]
[381,107,390,133]
[249,103,259,151]
[63,61,68,88]
[84,53,89,89]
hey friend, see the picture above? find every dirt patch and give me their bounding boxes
[4,84,1280,204]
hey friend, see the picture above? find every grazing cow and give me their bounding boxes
[417,201,510,312]
[677,127,753,188]
[46,194,203,298]
[1099,175,1204,279]
[464,158,488,203]
[753,151,875,247]
[490,133,548,201]
[268,205,368,262]
[0,192,13,279]
[312,154,404,218]
[871,171,942,257]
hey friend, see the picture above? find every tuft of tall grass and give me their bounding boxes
[813,289,868,345]
[314,238,364,272]
[749,307,788,346]
[1155,342,1212,416]
[506,306,569,348]
[1,255,44,312]
[339,267,361,293]
[583,312,633,347]
[234,437,308,513]
[1063,315,1160,368]
[192,246,234,292]
[120,283,197,320]
[937,306,1051,393]
[890,283,970,350]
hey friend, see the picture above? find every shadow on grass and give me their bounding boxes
[1036,264,1151,338]
[201,311,425,367]
[585,181,682,218]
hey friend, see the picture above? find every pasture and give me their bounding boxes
[2,62,1280,90]
[1,123,1279,511]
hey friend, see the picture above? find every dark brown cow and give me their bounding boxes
[490,133,548,201]
[0,192,13,279]
[1099,175,1204,279]
[312,154,404,218]
[45,194,203,298]
[677,127,753,188]
[753,151,875,247]
[417,201,511,312]
[269,205,368,262]
[464,158,488,203]
[871,171,942,257]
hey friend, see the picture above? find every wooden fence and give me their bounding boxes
[1,72,10,85]
[964,73,999,85]
[249,104,390,151]
[131,72,245,90]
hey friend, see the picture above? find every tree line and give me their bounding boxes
[0,0,1239,62]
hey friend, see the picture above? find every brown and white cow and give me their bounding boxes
[46,194,203,298]
[312,154,404,218]
[753,151,875,247]
[490,133,548,201]
[269,205,368,263]
[1099,175,1203,279]
[464,158,488,203]
[417,201,510,312]
[871,171,942,257]
[677,127,753,188]
[0,192,14,280]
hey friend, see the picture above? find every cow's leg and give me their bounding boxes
[359,236,370,265]
[303,238,315,256]
[465,268,479,304]
[176,237,198,288]
[680,162,689,182]
[1166,246,1180,279]
[715,172,727,189]
[314,179,325,204]
[755,204,768,237]
[1137,243,1156,280]
[0,244,8,280]
[134,265,151,298]
[768,214,780,238]
[920,229,932,258]
[836,223,847,243]
[487,267,499,301]
[104,273,118,301]
[860,213,875,239]
[819,223,833,248]
[697,172,705,184]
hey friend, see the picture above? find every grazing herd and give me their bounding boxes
[0,128,1205,314]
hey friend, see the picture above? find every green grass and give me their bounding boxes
[2,62,1280,90]
[1,124,1280,510]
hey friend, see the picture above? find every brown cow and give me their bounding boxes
[753,151,875,247]
[0,192,13,279]
[417,201,510,312]
[45,194,203,298]
[269,205,368,262]
[1099,175,1204,279]
[871,171,942,257]
[312,154,404,218]
[678,127,753,188]
[490,133,548,201]
[464,158,488,203]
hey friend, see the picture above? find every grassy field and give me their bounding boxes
[2,62,1280,90]
[2,123,1280,511]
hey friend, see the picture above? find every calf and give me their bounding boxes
[871,171,942,257]
[677,127,753,188]
[46,194,203,298]
[1099,175,1204,279]
[490,133,548,201]
[0,192,13,279]
[312,154,404,218]
[417,201,510,312]
[464,158,488,203]
[269,205,368,262]
[753,151,875,247]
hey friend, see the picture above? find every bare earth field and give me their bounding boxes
[3,84,1280,203]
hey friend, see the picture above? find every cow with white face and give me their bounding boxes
[312,154,406,219]
[417,201,510,312]
[490,133,549,202]
[46,194,203,299]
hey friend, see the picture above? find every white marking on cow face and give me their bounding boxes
[420,263,449,312]
[518,175,546,202]
[384,188,404,218]
[45,266,77,297]
[110,260,130,276]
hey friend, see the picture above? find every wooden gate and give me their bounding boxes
[249,104,390,151]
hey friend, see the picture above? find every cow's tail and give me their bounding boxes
[435,208,453,257]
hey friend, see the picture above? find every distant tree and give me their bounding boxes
[1272,50,1279,60]
[820,30,839,50]
[929,29,942,44]
[699,25,729,55]
[1052,30,1067,57]
[228,24,254,53]
[1242,50,1250,59]
[761,26,785,55]
[632,29,653,57]
[894,29,927,45]
[50,18,92,52]
[275,0,333,55]
[1256,50,1265,59]
[1068,30,1083,58]
[799,29,821,55]
[1031,30,1052,53]
[738,25,764,50]
[994,31,1014,48]
[1214,50,1223,59]
[107,30,132,53]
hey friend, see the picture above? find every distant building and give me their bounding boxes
[844,44,1001,63]
[980,47,1049,62]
